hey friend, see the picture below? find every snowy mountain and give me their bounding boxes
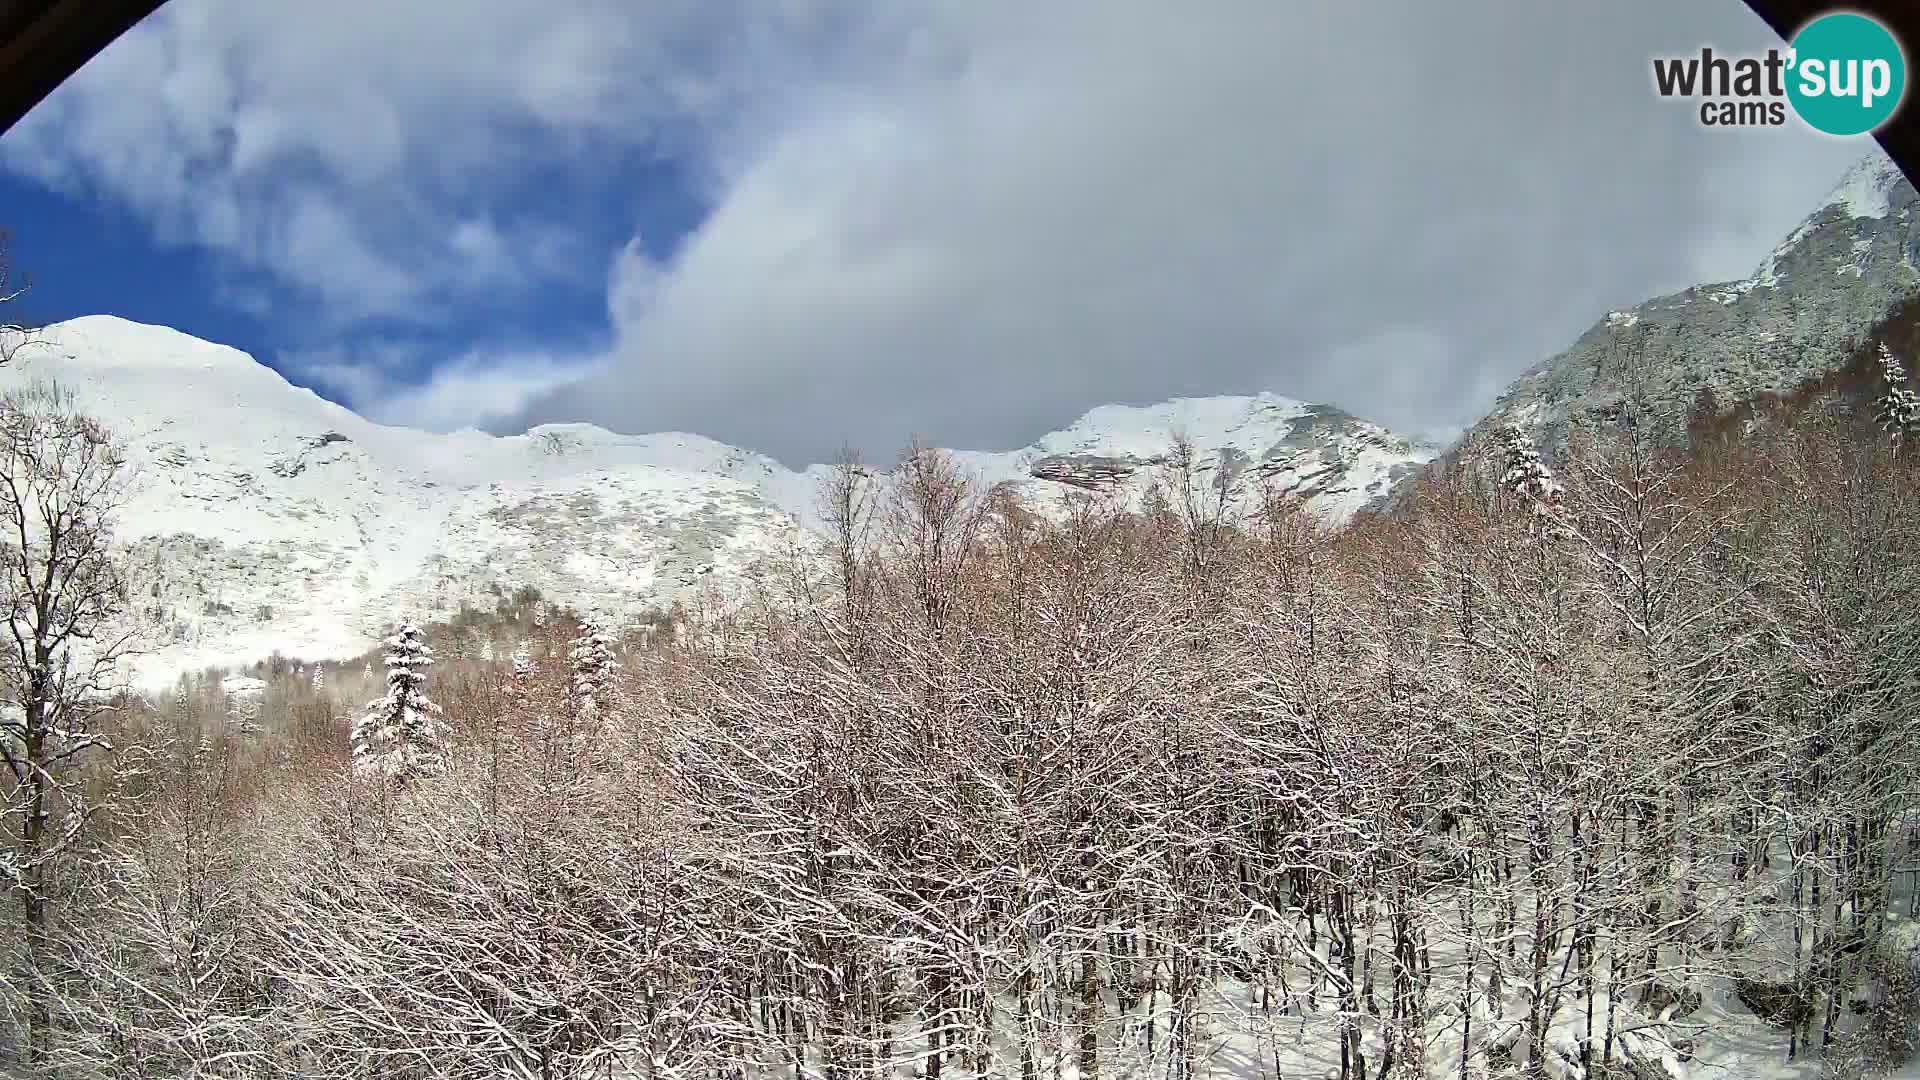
[1448,148,1920,467]
[0,316,1433,687]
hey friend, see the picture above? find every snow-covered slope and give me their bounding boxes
[937,394,1434,522]
[1441,147,1920,473]
[0,316,1432,687]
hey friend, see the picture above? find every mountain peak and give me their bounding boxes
[1820,147,1905,222]
[1431,150,1919,492]
[1004,392,1433,518]
[1748,149,1913,287]
[31,315,264,373]
[0,317,1430,687]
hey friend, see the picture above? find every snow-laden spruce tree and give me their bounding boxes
[567,620,620,725]
[349,623,446,783]
[1495,421,1567,533]
[228,690,261,735]
[1874,342,1920,450]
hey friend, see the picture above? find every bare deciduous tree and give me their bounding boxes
[0,382,133,1066]
[0,231,38,368]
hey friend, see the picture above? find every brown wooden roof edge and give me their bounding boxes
[0,0,166,135]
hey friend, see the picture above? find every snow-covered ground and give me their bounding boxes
[550,897,1920,1080]
[0,316,1433,689]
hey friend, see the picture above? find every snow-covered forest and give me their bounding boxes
[5,337,1920,1080]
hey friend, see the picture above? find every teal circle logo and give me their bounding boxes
[1787,12,1906,136]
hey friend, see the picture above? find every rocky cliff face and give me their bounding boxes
[1444,149,1920,470]
[0,317,1430,686]
[998,396,1436,515]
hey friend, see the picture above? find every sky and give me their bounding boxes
[0,0,1876,466]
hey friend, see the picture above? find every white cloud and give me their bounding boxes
[289,344,605,433]
[4,0,1880,465]
[517,0,1869,463]
[4,0,846,323]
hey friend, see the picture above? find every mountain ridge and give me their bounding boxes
[19,148,1913,688]
[1433,147,1920,477]
[0,314,1432,687]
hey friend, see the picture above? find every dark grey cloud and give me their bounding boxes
[513,0,1865,464]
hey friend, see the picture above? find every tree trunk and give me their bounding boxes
[21,702,51,1068]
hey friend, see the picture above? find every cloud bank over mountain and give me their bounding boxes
[4,0,1868,466]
